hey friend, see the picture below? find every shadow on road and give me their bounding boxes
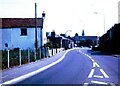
[87,50,112,55]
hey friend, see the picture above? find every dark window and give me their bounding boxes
[21,27,27,36]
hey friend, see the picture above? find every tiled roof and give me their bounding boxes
[0,18,43,28]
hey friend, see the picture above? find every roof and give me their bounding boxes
[0,18,43,28]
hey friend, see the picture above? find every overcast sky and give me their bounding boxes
[0,0,119,37]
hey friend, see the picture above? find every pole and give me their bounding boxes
[35,3,37,60]
[41,28,42,58]
[7,49,9,68]
[19,49,21,66]
[28,48,30,63]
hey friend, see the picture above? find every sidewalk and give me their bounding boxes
[1,50,66,84]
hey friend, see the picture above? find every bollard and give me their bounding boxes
[7,49,9,68]
[49,49,52,57]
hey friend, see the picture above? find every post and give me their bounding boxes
[39,47,41,59]
[41,11,45,59]
[28,48,30,63]
[40,28,42,59]
[19,49,21,66]
[7,49,9,68]
[35,3,38,59]
[34,48,36,61]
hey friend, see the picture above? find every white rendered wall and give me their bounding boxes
[1,27,42,50]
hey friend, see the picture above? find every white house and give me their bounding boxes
[0,18,44,50]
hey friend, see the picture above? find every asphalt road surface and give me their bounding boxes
[11,48,119,86]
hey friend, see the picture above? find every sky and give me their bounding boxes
[0,0,120,37]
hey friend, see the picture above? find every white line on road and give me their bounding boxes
[93,75,104,78]
[88,56,92,59]
[91,80,108,84]
[79,50,109,79]
[100,69,109,78]
[88,69,95,78]
[93,62,100,67]
[83,83,89,86]
[91,59,95,62]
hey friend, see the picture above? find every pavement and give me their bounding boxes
[1,50,66,84]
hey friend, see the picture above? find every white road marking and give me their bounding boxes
[83,83,89,86]
[93,62,100,67]
[1,49,71,85]
[88,56,92,59]
[88,69,95,78]
[93,75,104,78]
[91,59,95,62]
[79,50,109,79]
[100,69,109,78]
[91,80,108,84]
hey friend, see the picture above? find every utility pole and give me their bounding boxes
[35,3,37,60]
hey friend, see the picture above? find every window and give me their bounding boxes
[21,27,27,36]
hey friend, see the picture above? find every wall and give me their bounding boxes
[1,28,12,50]
[1,27,42,50]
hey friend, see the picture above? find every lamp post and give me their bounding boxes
[64,30,72,37]
[40,11,45,58]
[94,12,105,34]
[64,30,72,49]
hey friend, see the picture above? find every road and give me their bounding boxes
[11,48,119,86]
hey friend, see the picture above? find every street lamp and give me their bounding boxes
[40,11,46,58]
[64,30,72,49]
[41,11,46,47]
[94,12,105,34]
[64,30,72,37]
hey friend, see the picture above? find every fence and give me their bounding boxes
[1,47,64,70]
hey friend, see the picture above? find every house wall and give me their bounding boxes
[1,27,42,50]
[0,29,2,50]
[1,28,12,50]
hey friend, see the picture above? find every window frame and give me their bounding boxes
[20,27,27,36]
